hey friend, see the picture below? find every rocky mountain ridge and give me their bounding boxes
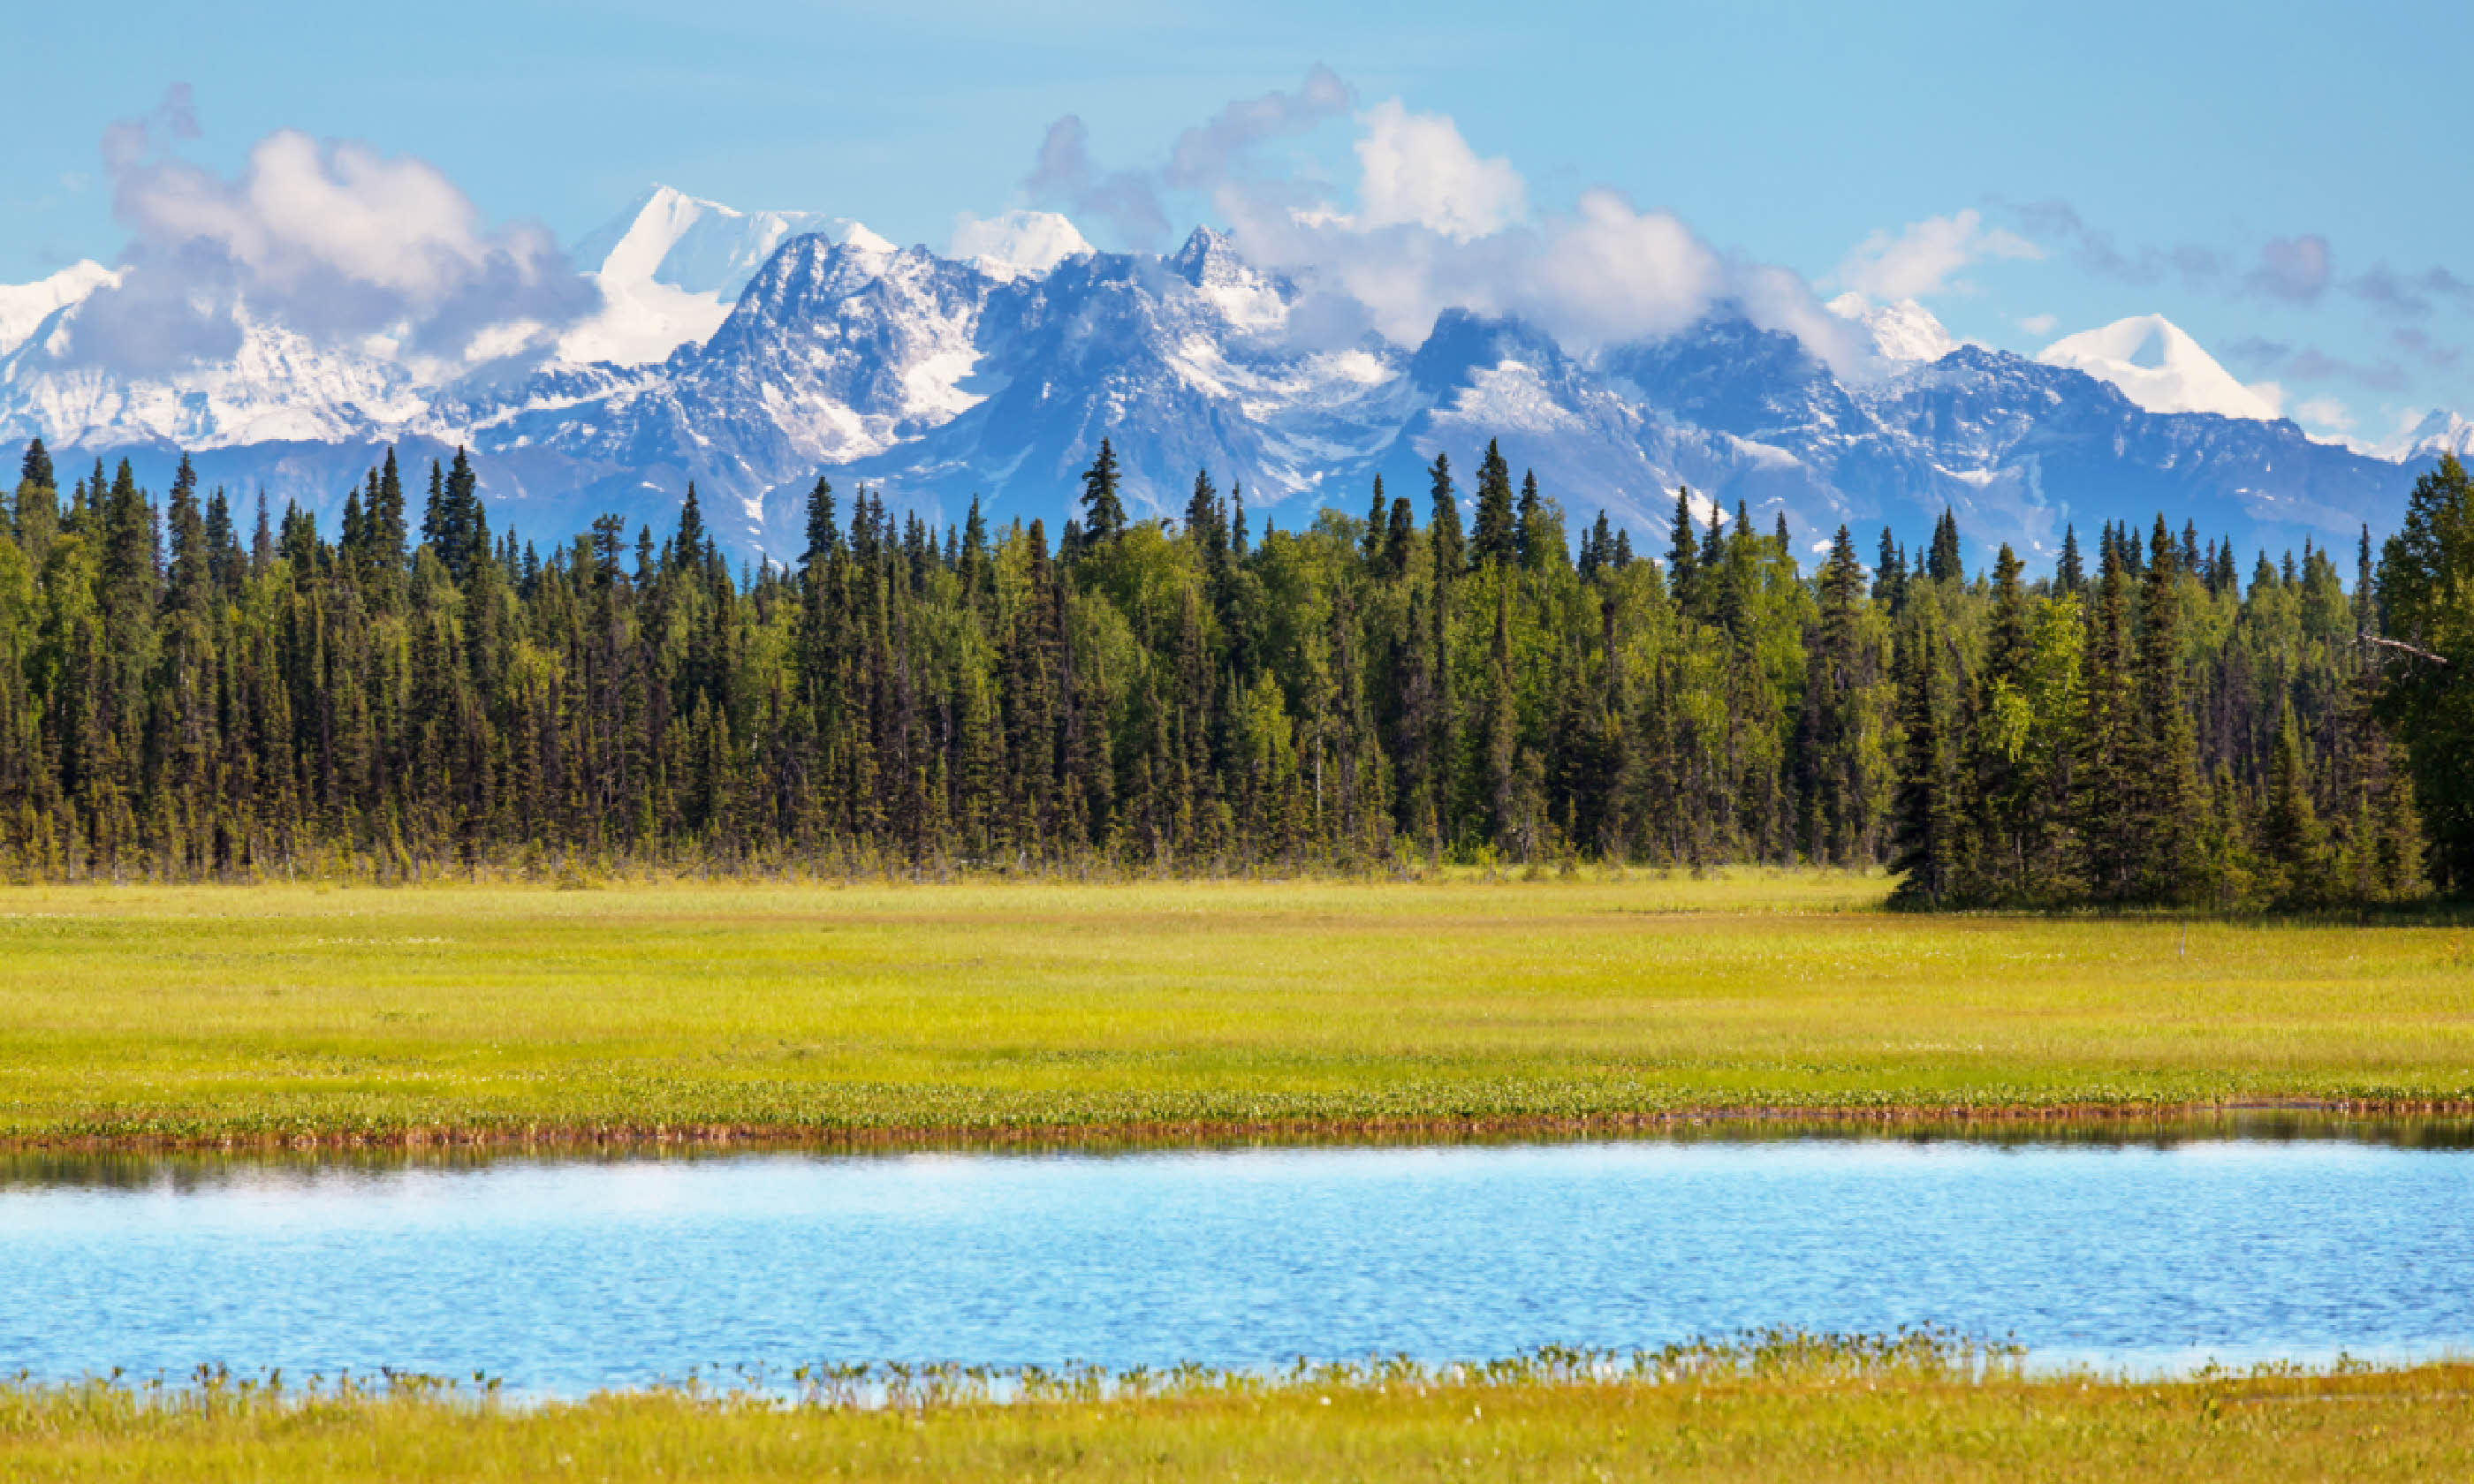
[0,188,2439,569]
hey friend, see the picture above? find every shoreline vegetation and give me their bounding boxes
[6,872,2470,1153]
[12,1106,2474,1159]
[5,1337,2471,1480]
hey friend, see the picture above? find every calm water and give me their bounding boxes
[5,1132,2473,1389]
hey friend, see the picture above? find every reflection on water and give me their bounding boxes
[3,1121,2470,1390]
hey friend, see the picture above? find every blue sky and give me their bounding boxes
[9,0,2468,443]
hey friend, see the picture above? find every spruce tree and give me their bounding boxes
[1581,511,1613,579]
[2258,699,2326,906]
[803,477,838,564]
[1800,525,1876,863]
[12,435,57,560]
[1425,455,1462,575]
[374,448,407,578]
[1888,596,1960,906]
[1470,440,1516,569]
[17,437,52,497]
[2075,544,2136,901]
[1383,494,1415,579]
[1873,526,1906,612]
[1078,438,1127,541]
[1668,488,1701,603]
[1514,468,1542,569]
[1927,509,1963,583]
[2129,518,2202,901]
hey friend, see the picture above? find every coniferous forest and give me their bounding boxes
[0,431,2466,908]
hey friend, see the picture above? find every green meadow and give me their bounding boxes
[6,1351,2471,1482]
[2,871,2468,1145]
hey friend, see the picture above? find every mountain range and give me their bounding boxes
[0,186,2455,569]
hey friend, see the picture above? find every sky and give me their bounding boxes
[7,0,2470,445]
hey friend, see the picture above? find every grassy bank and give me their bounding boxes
[5,1351,2471,1481]
[3,872,2470,1146]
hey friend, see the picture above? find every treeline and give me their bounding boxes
[0,433,2465,906]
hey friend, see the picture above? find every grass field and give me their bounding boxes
[2,871,2470,1145]
[6,1352,2471,1481]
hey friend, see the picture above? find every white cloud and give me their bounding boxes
[64,93,589,372]
[2017,312,2057,335]
[1199,98,1857,367]
[1019,76,1886,372]
[2294,395,2353,431]
[1836,208,2040,301]
[125,132,505,303]
[1347,99,1528,240]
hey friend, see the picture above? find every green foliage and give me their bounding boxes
[0,444,2446,903]
[2377,454,2474,890]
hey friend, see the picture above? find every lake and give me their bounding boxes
[5,1126,2471,1390]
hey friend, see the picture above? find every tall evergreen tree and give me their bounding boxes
[1079,438,1127,541]
[1888,594,1961,906]
[1469,440,1516,569]
[1425,455,1462,575]
[803,477,838,564]
[1927,509,1963,583]
[1668,488,1701,604]
[2127,518,2203,900]
[2056,524,2083,594]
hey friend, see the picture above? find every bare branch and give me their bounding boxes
[2361,633,2450,667]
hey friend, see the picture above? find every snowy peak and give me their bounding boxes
[1410,308,1572,393]
[573,185,862,298]
[1827,292,1957,364]
[2037,314,2280,421]
[558,186,869,366]
[0,261,118,359]
[2390,408,2474,461]
[1165,225,1289,333]
[948,210,1091,282]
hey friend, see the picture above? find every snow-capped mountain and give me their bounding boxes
[2387,409,2474,462]
[1827,292,1960,365]
[0,191,2444,572]
[558,186,877,366]
[0,185,879,457]
[947,210,1094,282]
[0,261,118,358]
[2037,314,2282,421]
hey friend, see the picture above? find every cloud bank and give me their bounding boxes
[60,86,591,374]
[1023,69,1873,369]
